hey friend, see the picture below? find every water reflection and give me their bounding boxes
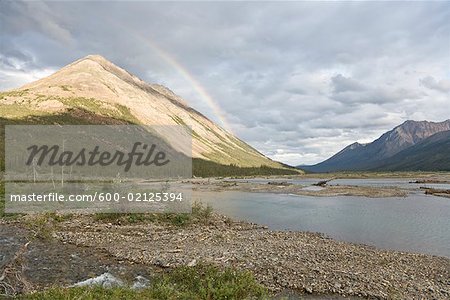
[194,190,450,257]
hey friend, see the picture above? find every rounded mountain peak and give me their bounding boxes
[82,54,109,63]
[69,54,117,71]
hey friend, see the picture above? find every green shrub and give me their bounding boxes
[192,201,213,224]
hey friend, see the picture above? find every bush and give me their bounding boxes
[192,201,213,224]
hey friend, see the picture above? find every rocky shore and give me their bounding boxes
[52,213,449,299]
[189,179,408,198]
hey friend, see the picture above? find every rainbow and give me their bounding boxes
[142,40,234,133]
[108,21,234,133]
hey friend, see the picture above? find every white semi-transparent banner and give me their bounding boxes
[5,125,192,213]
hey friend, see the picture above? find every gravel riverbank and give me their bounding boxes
[54,214,449,299]
[188,179,408,198]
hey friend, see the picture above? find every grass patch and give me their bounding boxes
[21,264,268,299]
[66,97,138,123]
[93,202,213,227]
[0,180,5,218]
[113,104,141,124]
[0,89,29,99]
[0,104,46,119]
[22,212,73,240]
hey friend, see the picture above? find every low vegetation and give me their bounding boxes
[93,201,214,227]
[0,181,4,218]
[1,201,213,241]
[20,264,268,300]
[193,158,299,177]
[22,212,73,240]
[0,90,30,99]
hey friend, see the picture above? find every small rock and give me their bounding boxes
[154,259,170,268]
[71,272,123,288]
[132,275,150,290]
[187,259,197,267]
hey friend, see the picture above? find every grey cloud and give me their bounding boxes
[420,76,450,93]
[0,48,41,75]
[330,74,423,106]
[331,75,366,93]
[1,1,73,45]
[1,1,449,166]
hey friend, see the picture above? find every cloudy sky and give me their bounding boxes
[1,1,449,165]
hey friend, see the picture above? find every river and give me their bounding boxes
[194,178,450,257]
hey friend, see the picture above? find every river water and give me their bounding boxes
[193,178,450,258]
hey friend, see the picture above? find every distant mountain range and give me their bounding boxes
[0,55,298,176]
[301,120,450,172]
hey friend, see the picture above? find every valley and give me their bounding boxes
[0,55,449,299]
[1,174,449,299]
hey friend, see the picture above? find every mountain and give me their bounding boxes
[0,55,296,174]
[301,120,450,172]
[372,130,450,171]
